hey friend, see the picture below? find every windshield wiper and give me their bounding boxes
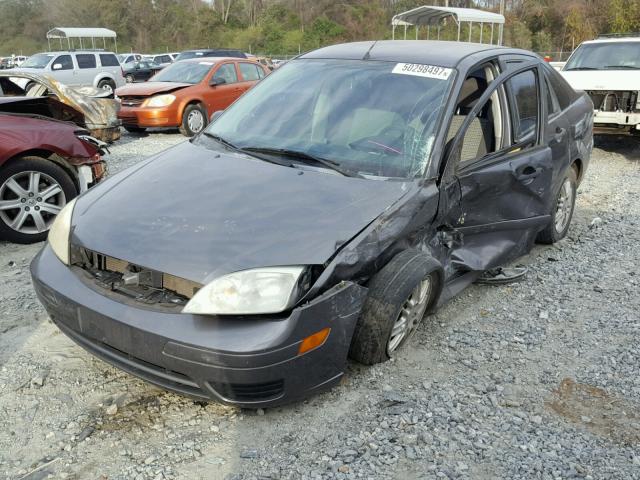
[242,147,364,178]
[201,132,293,168]
[564,67,599,71]
[604,65,640,69]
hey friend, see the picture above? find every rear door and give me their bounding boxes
[237,62,265,94]
[75,53,98,87]
[441,61,555,272]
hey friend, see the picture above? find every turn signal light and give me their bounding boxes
[298,328,331,356]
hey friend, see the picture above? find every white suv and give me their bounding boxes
[10,51,125,94]
[561,35,640,133]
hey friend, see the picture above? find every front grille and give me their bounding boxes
[587,90,637,112]
[209,379,285,402]
[119,96,146,107]
[71,247,202,307]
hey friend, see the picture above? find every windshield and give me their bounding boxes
[204,59,454,179]
[152,61,213,84]
[21,54,54,69]
[565,41,640,70]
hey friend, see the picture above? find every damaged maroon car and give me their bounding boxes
[31,41,592,407]
[0,108,106,243]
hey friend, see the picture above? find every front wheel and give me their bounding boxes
[179,104,207,137]
[537,167,578,244]
[349,250,441,365]
[97,78,116,94]
[0,157,77,244]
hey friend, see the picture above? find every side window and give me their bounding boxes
[507,69,538,144]
[239,63,261,81]
[76,54,97,69]
[99,54,119,67]
[447,63,502,164]
[212,63,238,84]
[544,74,561,116]
[544,65,574,110]
[54,55,73,70]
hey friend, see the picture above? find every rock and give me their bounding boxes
[240,448,259,459]
[30,376,44,388]
[144,455,156,465]
[589,217,603,229]
[105,404,118,416]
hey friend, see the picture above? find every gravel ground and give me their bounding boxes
[0,131,638,480]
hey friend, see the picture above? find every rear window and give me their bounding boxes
[543,64,576,110]
[76,54,97,69]
[100,54,119,67]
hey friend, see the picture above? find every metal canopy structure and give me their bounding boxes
[392,6,505,45]
[46,27,118,52]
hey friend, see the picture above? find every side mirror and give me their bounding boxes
[52,63,62,71]
[210,110,224,122]
[210,77,226,87]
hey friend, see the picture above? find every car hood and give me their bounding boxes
[71,141,411,284]
[560,70,640,91]
[115,82,192,97]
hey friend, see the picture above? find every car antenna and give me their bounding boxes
[362,41,377,61]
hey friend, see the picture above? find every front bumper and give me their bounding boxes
[31,246,367,408]
[593,110,640,132]
[118,105,179,128]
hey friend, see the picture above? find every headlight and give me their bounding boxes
[48,198,77,265]
[183,266,305,315]
[143,94,176,107]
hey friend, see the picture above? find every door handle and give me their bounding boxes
[552,126,566,143]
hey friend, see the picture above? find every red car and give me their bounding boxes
[0,108,107,244]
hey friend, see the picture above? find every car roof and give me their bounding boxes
[37,51,117,55]
[582,37,640,44]
[176,57,254,64]
[300,40,509,68]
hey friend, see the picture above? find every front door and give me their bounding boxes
[441,62,555,273]
[204,62,242,115]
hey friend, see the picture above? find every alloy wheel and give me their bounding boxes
[554,178,574,234]
[0,171,66,235]
[387,276,432,355]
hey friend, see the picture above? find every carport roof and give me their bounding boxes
[392,6,505,27]
[46,28,117,39]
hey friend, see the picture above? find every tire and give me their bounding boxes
[125,74,134,83]
[97,78,116,94]
[537,166,578,244]
[0,156,77,244]
[124,126,147,134]
[179,104,207,137]
[349,250,442,365]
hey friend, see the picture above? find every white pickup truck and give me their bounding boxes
[561,35,640,134]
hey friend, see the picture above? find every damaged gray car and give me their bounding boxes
[31,41,593,407]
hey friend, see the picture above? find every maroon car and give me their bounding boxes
[0,109,107,243]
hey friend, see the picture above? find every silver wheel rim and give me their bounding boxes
[387,277,432,355]
[101,83,113,93]
[554,179,574,234]
[187,110,204,133]
[0,171,66,235]
[126,75,133,83]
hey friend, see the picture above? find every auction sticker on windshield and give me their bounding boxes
[392,63,452,80]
